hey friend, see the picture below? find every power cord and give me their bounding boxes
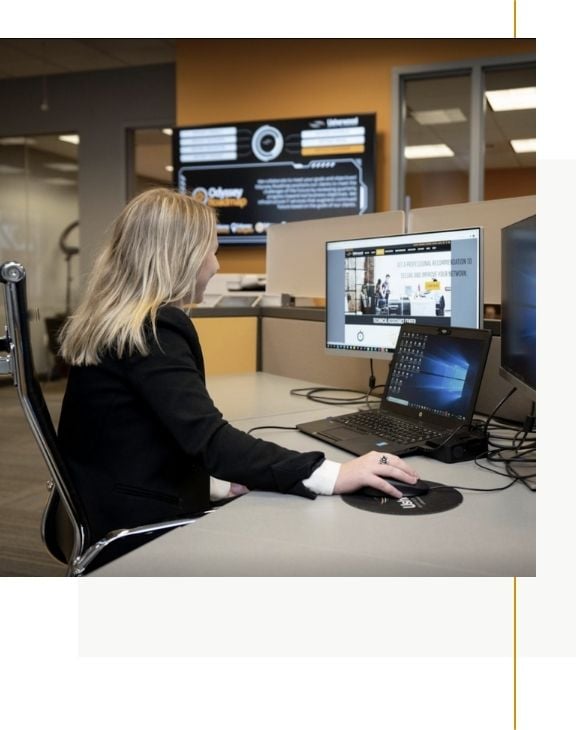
[289,387,381,406]
[471,417,535,491]
[289,359,385,407]
[482,386,517,433]
[417,422,468,455]
[246,425,299,436]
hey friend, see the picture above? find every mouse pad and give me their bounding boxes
[341,486,463,515]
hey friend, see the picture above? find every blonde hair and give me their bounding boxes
[60,187,217,365]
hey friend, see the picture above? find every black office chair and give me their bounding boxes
[0,261,205,576]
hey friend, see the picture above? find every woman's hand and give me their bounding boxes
[333,452,419,499]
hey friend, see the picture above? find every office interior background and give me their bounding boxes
[0,38,535,576]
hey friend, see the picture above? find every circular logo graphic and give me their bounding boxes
[191,187,208,204]
[251,125,284,161]
[357,331,365,342]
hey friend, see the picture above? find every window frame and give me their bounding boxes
[391,53,536,211]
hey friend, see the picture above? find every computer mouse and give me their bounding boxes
[357,478,430,499]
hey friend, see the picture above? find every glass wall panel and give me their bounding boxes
[484,64,536,200]
[0,134,79,377]
[133,128,173,196]
[403,73,471,208]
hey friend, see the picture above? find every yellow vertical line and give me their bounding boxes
[514,577,517,729]
[514,0,517,37]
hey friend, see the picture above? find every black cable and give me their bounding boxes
[445,476,520,493]
[482,386,517,434]
[369,358,376,390]
[246,425,299,436]
[418,422,468,455]
[471,393,537,491]
[516,401,536,450]
[472,442,536,491]
[290,360,385,408]
[364,383,385,410]
[289,387,380,406]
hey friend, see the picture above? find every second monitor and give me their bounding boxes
[325,227,483,358]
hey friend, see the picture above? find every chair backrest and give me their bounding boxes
[2,261,209,576]
[0,261,90,565]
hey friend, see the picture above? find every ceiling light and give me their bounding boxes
[42,177,77,186]
[0,164,23,174]
[0,137,37,146]
[412,108,467,125]
[44,162,79,172]
[165,165,174,172]
[405,144,455,159]
[485,87,536,111]
[58,134,80,145]
[162,128,173,136]
[511,138,536,153]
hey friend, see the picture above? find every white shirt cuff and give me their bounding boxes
[210,477,231,500]
[302,459,340,495]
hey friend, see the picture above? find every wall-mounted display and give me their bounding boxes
[173,113,376,245]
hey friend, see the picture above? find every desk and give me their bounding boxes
[92,373,535,577]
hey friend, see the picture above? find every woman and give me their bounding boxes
[58,188,418,544]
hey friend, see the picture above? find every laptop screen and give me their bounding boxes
[385,327,490,422]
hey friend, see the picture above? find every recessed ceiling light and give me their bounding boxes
[0,137,37,146]
[58,134,80,145]
[44,162,79,172]
[165,165,174,172]
[42,177,77,186]
[162,129,173,136]
[405,144,455,159]
[0,164,23,174]
[412,108,467,125]
[485,87,536,111]
[511,138,536,153]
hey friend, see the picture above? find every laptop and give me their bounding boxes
[297,324,492,457]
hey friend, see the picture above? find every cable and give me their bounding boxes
[364,383,385,410]
[482,386,517,434]
[472,437,536,490]
[471,391,537,491]
[290,359,387,408]
[418,422,468,455]
[246,425,299,436]
[289,387,381,406]
[516,401,536,450]
[443,476,520,493]
[369,358,376,390]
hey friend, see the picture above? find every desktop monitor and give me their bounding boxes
[499,214,536,399]
[325,227,483,359]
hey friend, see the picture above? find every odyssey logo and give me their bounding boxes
[192,186,247,209]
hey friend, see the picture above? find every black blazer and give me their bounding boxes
[58,306,325,542]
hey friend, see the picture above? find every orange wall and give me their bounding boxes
[407,171,469,208]
[407,167,536,208]
[176,39,535,272]
[485,167,536,200]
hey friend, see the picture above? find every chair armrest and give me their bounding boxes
[70,512,213,576]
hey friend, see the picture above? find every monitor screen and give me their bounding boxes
[173,113,376,245]
[386,325,491,423]
[325,227,483,359]
[500,214,536,399]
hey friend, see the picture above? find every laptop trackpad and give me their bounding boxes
[322,427,365,441]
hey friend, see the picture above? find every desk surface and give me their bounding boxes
[93,373,535,578]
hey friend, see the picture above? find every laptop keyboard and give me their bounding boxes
[334,411,447,445]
